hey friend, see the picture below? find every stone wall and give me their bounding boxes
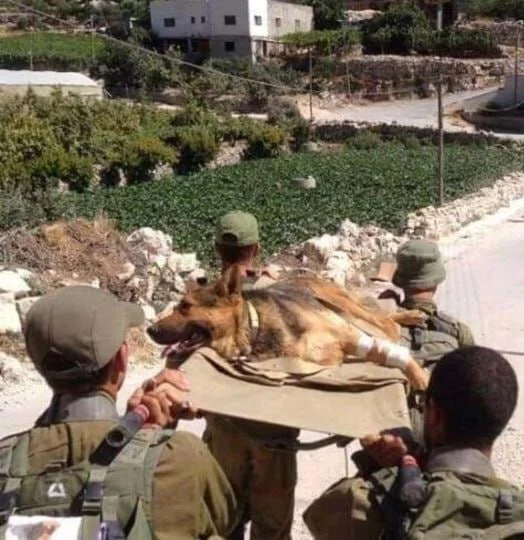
[293,172,524,286]
[319,56,507,99]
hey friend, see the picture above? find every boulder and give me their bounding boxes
[303,234,340,263]
[0,271,30,295]
[16,296,40,327]
[0,293,22,335]
[126,228,173,265]
[117,262,136,282]
[0,353,25,384]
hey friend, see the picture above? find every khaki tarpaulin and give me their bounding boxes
[180,348,411,439]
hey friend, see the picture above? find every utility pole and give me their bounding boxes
[90,14,96,64]
[29,26,33,71]
[436,0,444,207]
[514,22,521,106]
[344,28,351,97]
[308,45,313,123]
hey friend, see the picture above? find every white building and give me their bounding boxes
[0,70,103,100]
[150,0,313,60]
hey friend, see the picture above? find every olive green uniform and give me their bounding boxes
[304,448,512,540]
[401,298,475,348]
[203,272,298,540]
[20,286,238,539]
[23,417,236,540]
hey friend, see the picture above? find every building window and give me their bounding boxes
[164,17,175,28]
[275,17,282,28]
[295,19,301,30]
[225,41,236,52]
[254,15,262,25]
[224,15,236,25]
[201,16,206,23]
[191,16,195,23]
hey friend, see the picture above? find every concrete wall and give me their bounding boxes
[151,0,267,39]
[268,1,313,38]
[209,35,255,57]
[0,84,103,100]
[248,0,269,38]
[150,0,209,39]
[491,75,524,108]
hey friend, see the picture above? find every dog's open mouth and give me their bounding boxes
[160,325,211,359]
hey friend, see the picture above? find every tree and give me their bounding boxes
[303,0,345,30]
[91,41,177,92]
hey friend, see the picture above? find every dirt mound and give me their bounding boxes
[0,218,137,295]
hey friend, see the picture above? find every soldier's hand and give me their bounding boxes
[360,432,408,468]
[127,368,199,427]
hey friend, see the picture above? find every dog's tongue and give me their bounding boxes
[161,342,182,358]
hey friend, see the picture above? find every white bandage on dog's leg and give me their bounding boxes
[376,339,410,370]
[356,334,374,358]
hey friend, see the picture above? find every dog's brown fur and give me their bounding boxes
[148,265,426,367]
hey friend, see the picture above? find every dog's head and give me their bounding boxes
[147,265,246,359]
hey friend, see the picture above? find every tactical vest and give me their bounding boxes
[0,418,173,539]
[371,466,524,540]
[399,310,460,368]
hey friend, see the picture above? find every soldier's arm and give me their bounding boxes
[457,322,475,347]
[152,432,238,539]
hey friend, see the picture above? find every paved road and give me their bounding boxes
[315,87,524,142]
[0,201,523,537]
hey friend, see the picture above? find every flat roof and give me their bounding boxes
[0,70,99,87]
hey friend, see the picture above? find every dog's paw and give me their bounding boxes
[392,309,428,327]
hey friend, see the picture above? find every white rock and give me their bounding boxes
[16,296,40,327]
[0,271,30,295]
[0,353,25,384]
[117,262,136,281]
[141,304,157,323]
[324,251,354,285]
[126,228,173,261]
[0,293,22,335]
[187,268,207,285]
[303,234,340,262]
[166,253,199,274]
[338,220,360,239]
[14,268,33,281]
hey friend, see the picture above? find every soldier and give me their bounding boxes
[304,346,522,539]
[388,239,475,358]
[205,211,298,540]
[0,286,237,539]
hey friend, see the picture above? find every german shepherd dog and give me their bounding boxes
[147,266,429,388]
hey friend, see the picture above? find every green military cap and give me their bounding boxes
[392,239,446,290]
[24,286,144,382]
[215,211,259,247]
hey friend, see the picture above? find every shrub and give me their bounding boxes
[121,137,177,184]
[346,131,383,150]
[30,148,94,192]
[169,126,219,174]
[244,125,287,160]
[267,97,302,126]
[291,118,312,152]
[361,3,430,55]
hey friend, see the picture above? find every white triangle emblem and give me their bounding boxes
[47,482,67,499]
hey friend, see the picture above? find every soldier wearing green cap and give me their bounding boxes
[391,239,475,356]
[0,286,236,539]
[207,210,298,540]
[380,239,475,447]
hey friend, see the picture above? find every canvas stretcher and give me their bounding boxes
[179,348,411,440]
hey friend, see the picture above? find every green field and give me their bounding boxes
[0,32,104,70]
[69,143,521,265]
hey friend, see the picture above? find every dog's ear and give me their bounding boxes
[216,265,243,298]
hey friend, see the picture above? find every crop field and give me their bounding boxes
[0,32,103,70]
[69,143,521,265]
